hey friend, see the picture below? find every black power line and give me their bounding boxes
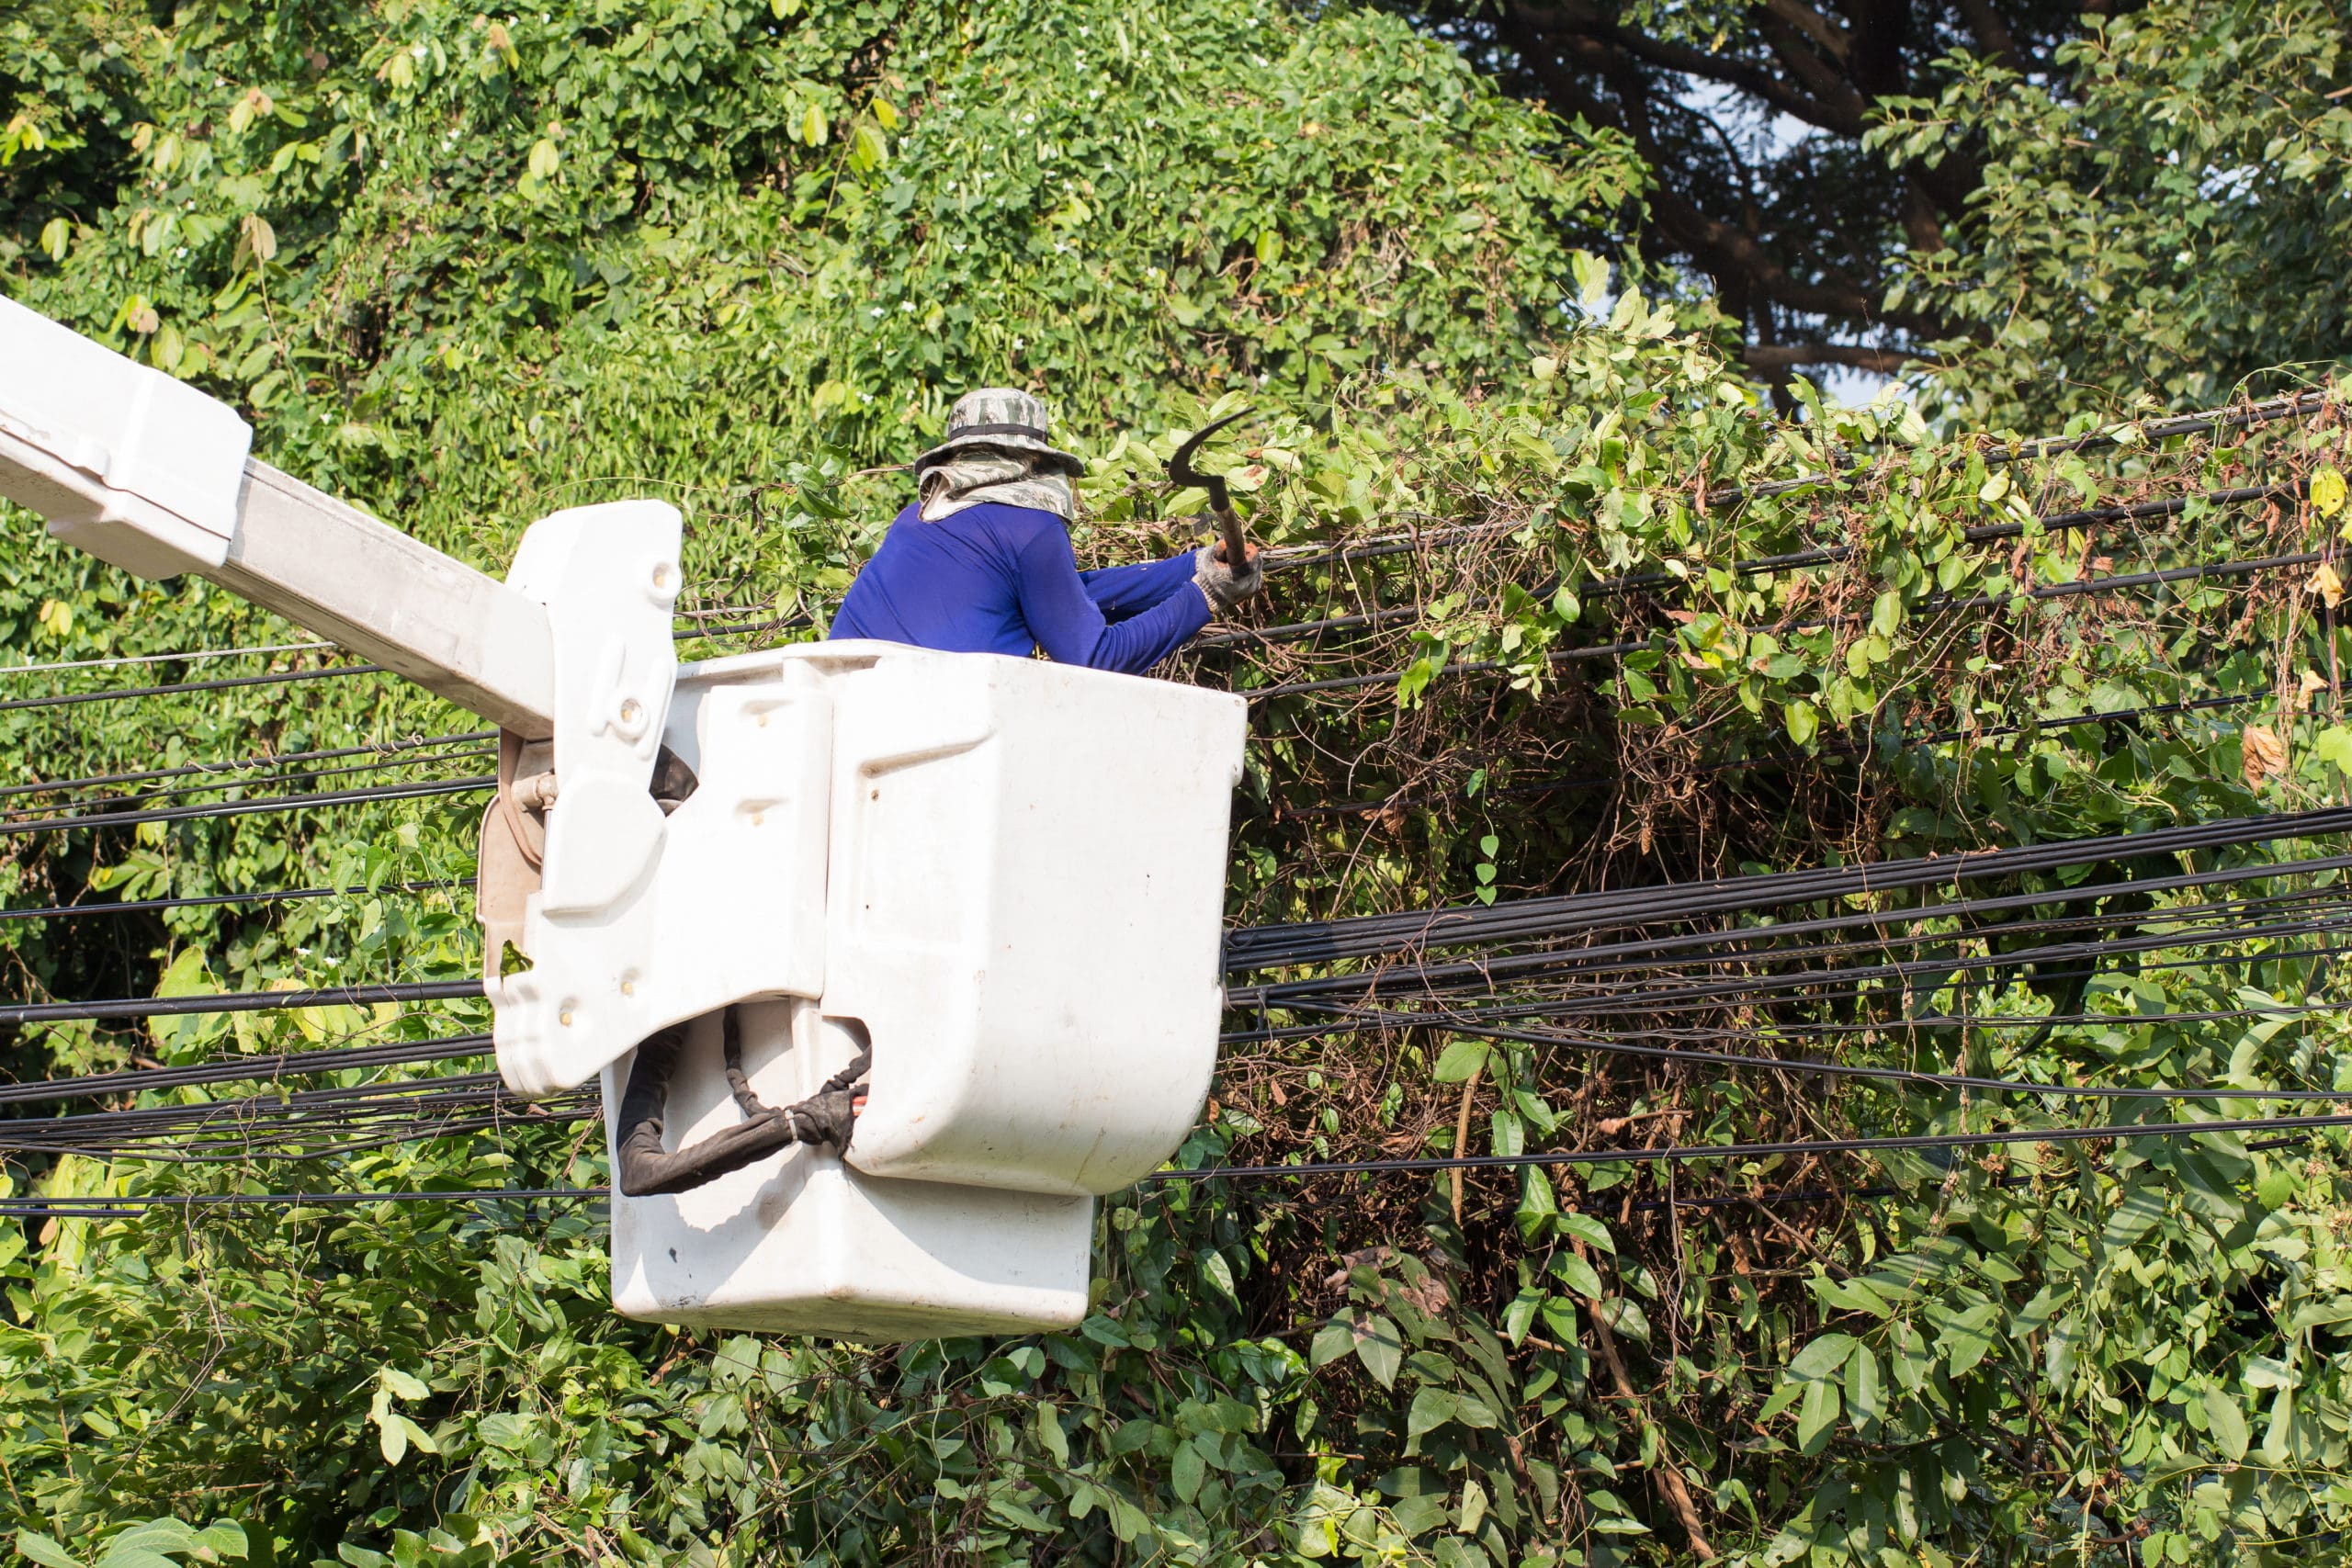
[0,730,497,803]
[0,776,492,838]
[1242,547,2317,701]
[0,1033,492,1107]
[1295,1002,2350,1104]
[1706,390,2332,507]
[1147,1109,2352,1184]
[0,662,385,714]
[1223,479,2307,652]
[6,745,495,823]
[10,808,2345,1022]
[1278,690,2262,819]
[1226,807,2352,975]
[0,979,482,1028]
[0,878,462,925]
[0,1187,602,1218]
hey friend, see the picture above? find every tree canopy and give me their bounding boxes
[4,2,2352,1565]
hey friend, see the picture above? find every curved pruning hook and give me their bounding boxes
[1168,409,1255,568]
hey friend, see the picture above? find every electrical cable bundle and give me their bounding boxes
[2,386,2343,1215]
[0,1073,594,1165]
[0,805,2344,1211]
[1224,807,2352,975]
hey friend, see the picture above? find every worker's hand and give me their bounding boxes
[1194,541,1265,612]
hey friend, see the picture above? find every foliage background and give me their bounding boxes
[2,1,2351,1565]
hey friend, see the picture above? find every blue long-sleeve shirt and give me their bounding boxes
[830,502,1212,675]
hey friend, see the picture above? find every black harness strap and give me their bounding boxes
[615,1008,870,1197]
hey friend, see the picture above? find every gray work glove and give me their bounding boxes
[1193,542,1265,612]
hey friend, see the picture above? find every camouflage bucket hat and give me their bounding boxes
[911,388,1086,478]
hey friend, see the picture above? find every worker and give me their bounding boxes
[830,389,1263,672]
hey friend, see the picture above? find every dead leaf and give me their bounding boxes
[1398,1268,1451,1317]
[2243,725,2289,787]
[2314,563,2345,608]
[2298,669,2330,709]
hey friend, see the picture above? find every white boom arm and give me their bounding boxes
[0,296,558,736]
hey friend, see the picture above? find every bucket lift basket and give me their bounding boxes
[479,509,1246,1338]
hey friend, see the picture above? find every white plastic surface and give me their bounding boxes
[0,295,252,577]
[488,501,728,1098]
[605,1001,1095,1337]
[537,639,1245,1337]
[810,643,1244,1196]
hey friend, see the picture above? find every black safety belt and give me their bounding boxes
[615,1006,870,1197]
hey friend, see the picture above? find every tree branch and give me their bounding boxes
[1578,1238,1716,1560]
[1752,15,1871,131]
[1761,0,1851,63]
[1740,343,1936,375]
[1899,175,1948,253]
[1501,12,1939,332]
[1951,0,2030,72]
[1507,1,1863,136]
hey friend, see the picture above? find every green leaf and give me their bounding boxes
[1355,1314,1403,1389]
[1457,1478,1490,1538]
[15,1531,82,1568]
[94,1550,179,1568]
[1199,1248,1238,1303]
[2289,1295,2352,1332]
[1311,1314,1357,1369]
[2312,465,2346,520]
[1407,1388,1461,1438]
[1785,700,1818,746]
[1551,1252,1603,1300]
[1431,1040,1491,1083]
[2204,1386,2250,1462]
[1555,1212,1615,1254]
[1794,1377,1841,1454]
[1035,1402,1069,1468]
[1516,1165,1558,1233]
[1599,1296,1649,1345]
[1845,1347,1883,1434]
[195,1522,247,1559]
[1452,1394,1499,1428]
[379,1366,429,1401]
[476,1412,536,1451]
[377,1412,437,1465]
[1501,1287,1543,1345]
[101,1524,203,1556]
[1870,590,1903,637]
[851,123,888,173]
[1170,1439,1205,1502]
[1789,1333,1858,1381]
